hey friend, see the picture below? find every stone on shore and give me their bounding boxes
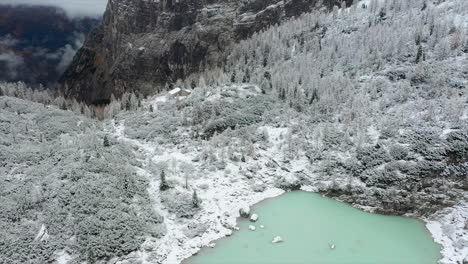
[250,213,259,222]
[239,206,251,218]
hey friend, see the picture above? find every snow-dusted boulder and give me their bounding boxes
[34,224,49,242]
[239,206,250,218]
[248,225,256,231]
[272,236,283,244]
[250,214,259,222]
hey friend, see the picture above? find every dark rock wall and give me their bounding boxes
[62,0,352,103]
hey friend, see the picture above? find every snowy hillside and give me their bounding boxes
[0,97,165,263]
[0,0,467,263]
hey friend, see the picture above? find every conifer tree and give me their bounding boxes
[241,154,246,163]
[160,170,169,191]
[103,135,110,147]
[192,190,200,208]
[126,99,131,111]
[243,69,250,83]
[415,45,423,63]
[309,88,319,104]
[231,70,237,83]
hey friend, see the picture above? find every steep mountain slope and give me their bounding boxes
[61,0,352,103]
[0,5,99,86]
[1,0,467,263]
[0,96,165,263]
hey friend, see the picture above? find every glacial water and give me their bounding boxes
[186,191,441,264]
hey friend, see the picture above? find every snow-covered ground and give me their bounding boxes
[108,94,467,264]
[110,118,287,263]
[426,202,468,264]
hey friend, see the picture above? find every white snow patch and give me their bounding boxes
[55,250,73,264]
[168,87,182,95]
[425,202,468,264]
[34,224,49,242]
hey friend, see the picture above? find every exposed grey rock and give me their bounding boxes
[61,0,352,103]
[239,206,250,218]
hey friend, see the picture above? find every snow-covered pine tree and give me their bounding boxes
[103,135,110,147]
[192,190,200,208]
[160,170,169,191]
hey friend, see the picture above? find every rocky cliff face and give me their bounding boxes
[61,0,351,104]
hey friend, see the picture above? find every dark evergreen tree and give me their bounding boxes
[309,88,319,104]
[149,105,154,112]
[160,170,169,191]
[192,190,200,208]
[103,135,110,147]
[415,35,421,46]
[125,98,131,111]
[415,45,423,63]
[231,70,237,83]
[242,69,250,83]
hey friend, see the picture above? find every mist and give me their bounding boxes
[0,0,107,17]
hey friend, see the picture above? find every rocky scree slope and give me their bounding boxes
[61,0,352,104]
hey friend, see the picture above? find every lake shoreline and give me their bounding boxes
[184,190,443,264]
[109,116,467,264]
[179,187,466,264]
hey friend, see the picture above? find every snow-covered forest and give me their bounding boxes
[0,0,467,263]
[0,96,165,263]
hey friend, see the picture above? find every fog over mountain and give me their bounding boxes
[0,0,107,18]
[0,4,101,87]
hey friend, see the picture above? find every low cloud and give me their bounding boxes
[0,0,107,18]
[55,33,85,74]
[0,51,24,78]
[0,35,20,47]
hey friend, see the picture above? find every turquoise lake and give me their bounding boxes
[186,191,441,264]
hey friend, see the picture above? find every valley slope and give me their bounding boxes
[61,0,352,103]
[1,0,467,263]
